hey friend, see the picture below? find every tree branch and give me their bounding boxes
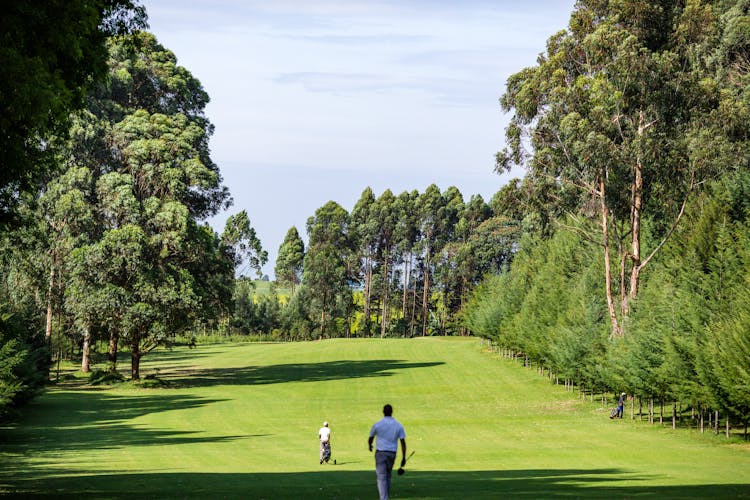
[638,170,695,271]
[554,215,604,247]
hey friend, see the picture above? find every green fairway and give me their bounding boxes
[1,338,748,498]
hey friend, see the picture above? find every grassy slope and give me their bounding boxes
[1,338,748,499]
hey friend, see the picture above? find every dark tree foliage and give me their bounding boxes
[232,279,281,335]
[0,0,145,417]
[0,0,146,225]
[0,304,49,419]
[274,227,305,293]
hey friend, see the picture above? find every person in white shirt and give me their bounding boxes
[368,404,407,500]
[318,421,332,464]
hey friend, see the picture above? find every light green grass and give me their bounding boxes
[1,338,748,498]
[249,279,290,298]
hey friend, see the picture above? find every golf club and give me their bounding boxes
[397,450,415,475]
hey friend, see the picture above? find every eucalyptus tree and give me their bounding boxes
[275,226,305,294]
[457,195,492,243]
[4,165,100,369]
[441,186,464,243]
[216,210,267,333]
[222,210,267,278]
[431,189,469,334]
[415,185,446,336]
[38,167,100,370]
[498,1,732,336]
[394,190,420,333]
[489,179,524,224]
[303,201,353,337]
[350,188,378,335]
[26,166,98,349]
[372,190,398,337]
[466,216,519,277]
[448,195,492,313]
[490,177,555,236]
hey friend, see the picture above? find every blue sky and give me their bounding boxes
[143,1,576,278]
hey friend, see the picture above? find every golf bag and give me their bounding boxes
[321,442,331,462]
[609,407,619,419]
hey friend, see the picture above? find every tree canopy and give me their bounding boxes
[0,0,146,225]
[499,0,749,336]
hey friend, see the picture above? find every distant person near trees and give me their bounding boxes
[319,421,331,464]
[617,393,626,418]
[368,404,407,500]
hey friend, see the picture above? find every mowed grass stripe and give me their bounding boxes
[1,337,748,499]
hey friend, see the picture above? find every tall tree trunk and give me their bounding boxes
[108,329,119,373]
[600,175,622,337]
[81,324,91,373]
[410,276,417,337]
[421,256,430,336]
[626,147,645,315]
[619,247,627,320]
[45,267,55,344]
[649,398,654,424]
[622,114,656,317]
[320,288,329,338]
[131,340,141,381]
[320,309,325,338]
[402,253,410,320]
[381,251,389,338]
[363,255,372,336]
[460,275,468,335]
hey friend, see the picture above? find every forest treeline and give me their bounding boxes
[247,183,520,340]
[1,0,748,434]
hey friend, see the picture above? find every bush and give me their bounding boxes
[0,305,49,419]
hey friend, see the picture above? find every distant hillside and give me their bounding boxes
[248,279,291,298]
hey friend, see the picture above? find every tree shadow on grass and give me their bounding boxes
[1,468,747,499]
[0,391,249,464]
[160,359,445,388]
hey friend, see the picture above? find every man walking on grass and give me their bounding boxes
[319,421,331,464]
[368,404,407,500]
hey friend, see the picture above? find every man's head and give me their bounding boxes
[383,404,393,416]
[323,421,328,427]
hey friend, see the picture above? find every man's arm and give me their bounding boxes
[400,438,407,466]
[368,435,374,452]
